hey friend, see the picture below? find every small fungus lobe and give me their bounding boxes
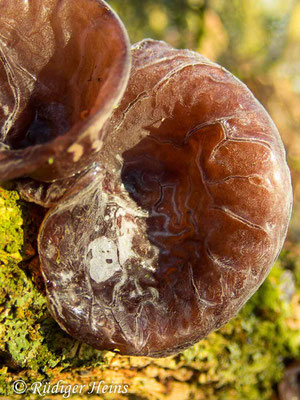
[0,0,130,181]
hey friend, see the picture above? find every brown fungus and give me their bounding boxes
[279,362,300,400]
[0,0,130,182]
[36,40,292,357]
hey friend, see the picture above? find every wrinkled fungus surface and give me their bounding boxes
[0,0,130,181]
[37,40,293,357]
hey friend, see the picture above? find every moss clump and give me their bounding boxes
[0,185,299,399]
[0,187,23,265]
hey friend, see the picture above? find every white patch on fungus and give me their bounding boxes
[88,237,121,283]
[67,143,84,162]
[116,215,139,265]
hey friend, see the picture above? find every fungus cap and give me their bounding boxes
[38,40,293,357]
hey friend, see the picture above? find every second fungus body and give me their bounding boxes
[37,40,292,357]
[0,0,130,181]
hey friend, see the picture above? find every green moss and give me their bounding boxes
[0,188,72,385]
[0,188,23,264]
[0,185,299,399]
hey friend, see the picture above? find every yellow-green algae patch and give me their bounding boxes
[0,185,299,399]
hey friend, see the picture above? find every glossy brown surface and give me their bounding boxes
[38,40,293,357]
[0,0,130,181]
[279,363,300,400]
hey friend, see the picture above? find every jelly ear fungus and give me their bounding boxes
[0,0,130,182]
[0,0,293,357]
[38,40,292,357]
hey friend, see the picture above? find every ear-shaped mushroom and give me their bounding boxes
[38,40,292,357]
[0,0,130,182]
